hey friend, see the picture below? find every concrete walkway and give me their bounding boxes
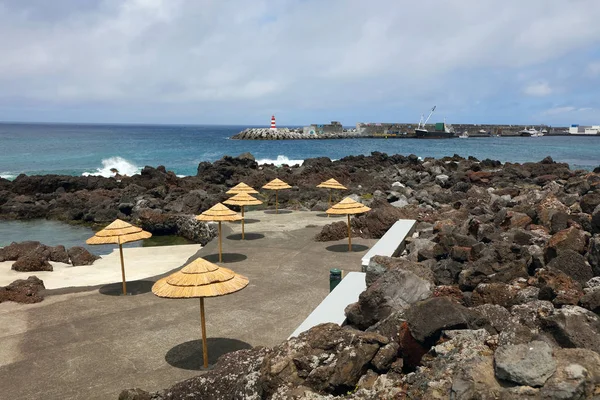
[0,211,375,400]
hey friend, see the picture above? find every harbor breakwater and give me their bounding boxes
[232,123,571,140]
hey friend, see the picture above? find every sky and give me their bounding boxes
[1,0,600,126]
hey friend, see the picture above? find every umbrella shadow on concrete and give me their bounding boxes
[98,280,155,296]
[315,213,344,218]
[203,253,248,263]
[231,218,260,224]
[264,209,292,215]
[325,244,369,253]
[226,233,265,241]
[165,338,252,370]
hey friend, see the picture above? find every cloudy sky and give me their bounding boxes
[1,0,600,126]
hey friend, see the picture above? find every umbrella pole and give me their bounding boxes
[347,214,352,252]
[118,240,127,295]
[241,206,245,240]
[200,298,209,369]
[218,222,222,263]
[328,191,332,218]
[275,190,278,214]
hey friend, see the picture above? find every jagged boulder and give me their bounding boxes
[544,226,588,262]
[0,276,45,303]
[494,341,556,387]
[547,250,593,285]
[541,305,600,350]
[0,241,43,261]
[345,262,433,330]
[260,323,388,396]
[314,221,352,242]
[405,297,485,344]
[67,246,100,266]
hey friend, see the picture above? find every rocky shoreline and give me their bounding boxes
[2,153,600,398]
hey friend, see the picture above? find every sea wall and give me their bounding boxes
[232,127,363,140]
[231,124,569,140]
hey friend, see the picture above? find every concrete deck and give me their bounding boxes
[0,211,375,400]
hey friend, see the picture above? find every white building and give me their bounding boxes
[569,124,600,134]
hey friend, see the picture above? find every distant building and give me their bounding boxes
[303,121,343,135]
[569,124,599,134]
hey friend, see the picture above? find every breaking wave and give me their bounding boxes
[82,157,141,178]
[0,173,16,180]
[256,155,304,166]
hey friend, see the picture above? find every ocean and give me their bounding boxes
[1,122,599,251]
[1,122,599,180]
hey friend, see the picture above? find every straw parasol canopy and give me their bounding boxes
[86,219,152,295]
[223,193,263,239]
[317,178,347,190]
[195,203,242,262]
[317,178,347,208]
[152,257,248,368]
[262,178,292,214]
[226,182,258,195]
[326,197,371,251]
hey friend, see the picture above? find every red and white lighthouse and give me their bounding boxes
[270,115,277,131]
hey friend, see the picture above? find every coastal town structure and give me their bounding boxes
[232,119,581,140]
[569,124,600,134]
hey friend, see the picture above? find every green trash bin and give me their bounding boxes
[329,268,342,292]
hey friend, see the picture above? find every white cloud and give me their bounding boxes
[542,106,594,116]
[587,61,600,76]
[1,0,600,122]
[523,81,552,96]
[542,106,575,115]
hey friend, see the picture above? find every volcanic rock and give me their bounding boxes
[580,289,600,314]
[405,297,484,344]
[471,282,520,308]
[260,323,386,396]
[541,305,600,350]
[67,246,100,266]
[0,276,45,303]
[0,241,43,261]
[314,221,352,242]
[589,235,600,276]
[345,263,433,330]
[544,226,588,262]
[580,192,600,214]
[540,348,600,399]
[532,267,584,307]
[494,341,556,387]
[546,249,593,285]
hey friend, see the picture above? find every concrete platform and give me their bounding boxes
[0,244,202,289]
[0,211,375,400]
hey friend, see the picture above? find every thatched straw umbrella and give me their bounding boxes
[86,219,152,295]
[195,203,242,262]
[226,182,258,195]
[326,197,371,251]
[317,178,347,210]
[262,178,291,214]
[223,193,263,239]
[152,257,249,368]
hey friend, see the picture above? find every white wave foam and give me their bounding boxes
[0,173,16,180]
[82,157,141,178]
[256,155,304,166]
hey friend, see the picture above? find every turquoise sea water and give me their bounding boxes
[0,220,192,255]
[0,123,599,179]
